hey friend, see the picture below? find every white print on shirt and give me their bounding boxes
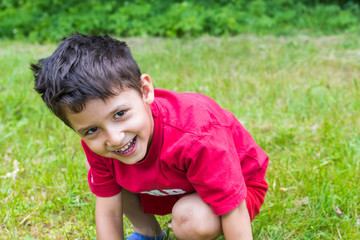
[140,189,186,196]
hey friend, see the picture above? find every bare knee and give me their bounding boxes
[172,193,221,240]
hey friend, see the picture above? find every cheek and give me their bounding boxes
[85,140,104,154]
[129,115,151,132]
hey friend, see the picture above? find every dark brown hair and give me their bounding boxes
[31,33,142,127]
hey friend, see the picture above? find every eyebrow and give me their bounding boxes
[76,104,128,134]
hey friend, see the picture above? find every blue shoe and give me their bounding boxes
[126,230,166,240]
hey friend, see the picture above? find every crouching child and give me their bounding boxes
[32,34,269,240]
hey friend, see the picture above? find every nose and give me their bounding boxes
[105,128,125,147]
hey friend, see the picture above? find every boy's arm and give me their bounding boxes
[95,193,124,240]
[221,200,253,240]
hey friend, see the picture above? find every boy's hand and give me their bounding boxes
[95,193,124,240]
[221,200,253,240]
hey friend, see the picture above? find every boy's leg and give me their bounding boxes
[85,159,163,238]
[171,193,222,240]
[122,189,163,237]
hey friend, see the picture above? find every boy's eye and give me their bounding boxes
[114,110,126,119]
[86,127,99,135]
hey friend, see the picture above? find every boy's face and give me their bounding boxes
[66,74,155,165]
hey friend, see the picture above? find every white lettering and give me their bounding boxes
[141,190,167,196]
[140,189,186,196]
[163,189,186,195]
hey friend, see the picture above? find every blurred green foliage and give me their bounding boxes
[0,0,359,42]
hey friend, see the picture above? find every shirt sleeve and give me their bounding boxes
[184,124,247,216]
[81,140,122,197]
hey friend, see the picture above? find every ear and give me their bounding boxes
[140,74,155,105]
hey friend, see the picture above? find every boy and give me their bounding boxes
[32,34,268,240]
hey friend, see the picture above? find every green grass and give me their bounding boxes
[1,35,360,239]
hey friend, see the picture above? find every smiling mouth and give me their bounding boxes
[115,136,137,154]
